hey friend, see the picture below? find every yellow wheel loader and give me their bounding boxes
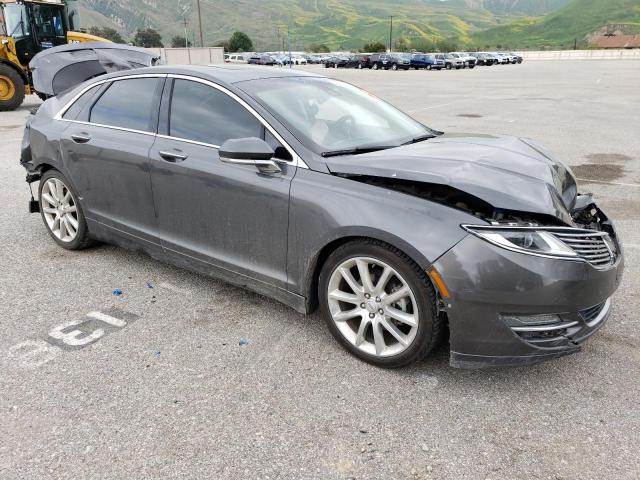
[0,0,108,110]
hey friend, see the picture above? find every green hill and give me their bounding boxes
[77,0,569,50]
[469,0,640,49]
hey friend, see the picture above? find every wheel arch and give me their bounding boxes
[303,229,432,314]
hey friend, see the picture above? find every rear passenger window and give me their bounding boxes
[169,79,262,146]
[90,78,159,132]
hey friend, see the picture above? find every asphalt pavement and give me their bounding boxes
[0,60,638,479]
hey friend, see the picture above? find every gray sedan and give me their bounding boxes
[20,66,623,368]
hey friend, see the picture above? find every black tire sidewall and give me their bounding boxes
[0,64,26,111]
[38,170,91,250]
[319,241,437,368]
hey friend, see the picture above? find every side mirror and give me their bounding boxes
[219,137,281,174]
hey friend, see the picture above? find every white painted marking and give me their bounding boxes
[86,311,127,327]
[49,319,104,347]
[576,178,640,188]
[8,340,60,368]
[159,282,192,295]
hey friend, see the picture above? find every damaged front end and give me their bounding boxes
[325,134,624,367]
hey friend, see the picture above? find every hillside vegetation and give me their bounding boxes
[77,0,568,50]
[77,0,638,51]
[470,0,640,49]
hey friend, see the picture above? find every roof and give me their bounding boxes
[589,34,640,49]
[100,64,323,86]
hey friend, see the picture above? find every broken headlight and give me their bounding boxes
[462,225,577,258]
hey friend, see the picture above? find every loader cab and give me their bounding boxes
[1,0,69,66]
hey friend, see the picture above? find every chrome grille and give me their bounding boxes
[552,231,615,268]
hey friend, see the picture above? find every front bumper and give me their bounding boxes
[432,230,624,368]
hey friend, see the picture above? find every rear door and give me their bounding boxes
[149,76,297,290]
[60,75,164,243]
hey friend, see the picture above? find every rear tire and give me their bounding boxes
[0,64,25,112]
[319,240,442,368]
[38,170,94,250]
[391,63,398,71]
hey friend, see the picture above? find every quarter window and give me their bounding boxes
[62,85,99,120]
[169,79,262,146]
[90,78,159,132]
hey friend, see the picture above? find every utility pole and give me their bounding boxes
[196,0,204,47]
[288,28,292,69]
[182,17,188,48]
[276,26,281,55]
[389,16,393,53]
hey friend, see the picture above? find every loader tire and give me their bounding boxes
[0,64,25,111]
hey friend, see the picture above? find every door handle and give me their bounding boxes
[159,150,188,162]
[71,133,91,143]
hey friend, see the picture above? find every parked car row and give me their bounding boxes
[225,51,523,70]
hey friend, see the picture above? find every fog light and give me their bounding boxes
[500,313,562,327]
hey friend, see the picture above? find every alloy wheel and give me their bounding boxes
[40,178,79,242]
[0,74,16,101]
[327,256,419,357]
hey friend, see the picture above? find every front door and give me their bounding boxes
[150,77,296,290]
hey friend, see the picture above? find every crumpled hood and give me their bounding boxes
[325,133,578,224]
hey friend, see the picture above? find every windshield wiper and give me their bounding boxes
[321,144,397,158]
[402,133,436,145]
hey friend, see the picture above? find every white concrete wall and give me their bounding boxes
[522,49,640,60]
[145,47,225,65]
[143,47,640,64]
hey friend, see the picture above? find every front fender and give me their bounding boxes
[287,168,477,299]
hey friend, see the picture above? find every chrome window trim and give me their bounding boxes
[166,74,307,169]
[156,134,220,149]
[53,72,308,169]
[53,73,168,121]
[56,118,157,137]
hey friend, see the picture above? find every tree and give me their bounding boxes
[133,28,164,48]
[309,43,330,53]
[394,38,409,52]
[362,41,387,53]
[171,35,192,48]
[228,31,253,52]
[88,26,125,44]
[435,38,458,53]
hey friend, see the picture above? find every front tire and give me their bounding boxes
[391,63,398,71]
[319,240,442,368]
[38,170,94,250]
[0,64,25,112]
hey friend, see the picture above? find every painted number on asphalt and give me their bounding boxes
[6,308,138,368]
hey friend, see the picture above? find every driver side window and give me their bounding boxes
[169,79,262,146]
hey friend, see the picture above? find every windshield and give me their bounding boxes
[3,3,30,39]
[239,77,435,155]
[30,3,66,40]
